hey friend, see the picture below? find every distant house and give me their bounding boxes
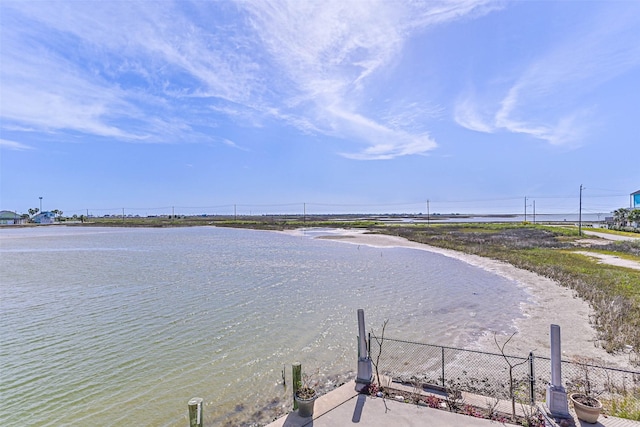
[633,190,640,208]
[0,210,25,225]
[33,211,56,224]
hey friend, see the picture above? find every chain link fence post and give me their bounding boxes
[529,351,536,406]
[441,347,446,387]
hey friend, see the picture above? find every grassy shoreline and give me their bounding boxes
[376,224,640,358]
[57,216,640,360]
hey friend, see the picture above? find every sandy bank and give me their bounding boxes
[296,228,635,369]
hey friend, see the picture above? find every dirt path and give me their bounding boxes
[573,251,640,270]
[582,229,640,242]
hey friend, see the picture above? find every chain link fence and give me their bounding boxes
[538,356,640,412]
[368,335,639,414]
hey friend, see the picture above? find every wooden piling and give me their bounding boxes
[292,362,302,410]
[188,397,203,427]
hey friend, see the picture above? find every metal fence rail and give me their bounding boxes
[368,335,639,411]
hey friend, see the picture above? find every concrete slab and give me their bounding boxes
[266,380,640,427]
[266,381,515,427]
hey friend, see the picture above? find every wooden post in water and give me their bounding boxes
[292,362,302,410]
[188,397,203,427]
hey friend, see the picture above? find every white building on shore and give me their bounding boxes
[32,211,56,224]
[0,210,26,225]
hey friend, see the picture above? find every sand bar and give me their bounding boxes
[305,228,636,369]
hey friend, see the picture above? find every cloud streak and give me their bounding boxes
[0,138,34,151]
[455,3,640,147]
[240,0,499,159]
[0,1,261,145]
[1,0,499,159]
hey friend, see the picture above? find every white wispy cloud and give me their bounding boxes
[1,0,500,159]
[455,3,640,147]
[0,138,34,151]
[382,101,444,131]
[221,138,249,152]
[329,106,437,160]
[0,1,256,143]
[240,0,497,159]
[1,31,110,135]
[454,96,495,133]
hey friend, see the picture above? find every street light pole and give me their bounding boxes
[579,184,583,236]
[427,199,430,226]
[39,196,43,213]
[533,200,536,224]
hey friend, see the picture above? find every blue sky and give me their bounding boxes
[1,0,639,217]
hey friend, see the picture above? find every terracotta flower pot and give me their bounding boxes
[570,393,602,424]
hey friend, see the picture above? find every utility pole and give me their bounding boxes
[303,203,306,225]
[533,200,536,224]
[427,200,430,226]
[524,197,527,222]
[579,185,583,236]
[39,196,43,213]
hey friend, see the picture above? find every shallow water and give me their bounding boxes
[0,226,528,426]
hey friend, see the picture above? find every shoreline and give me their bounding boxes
[297,228,634,369]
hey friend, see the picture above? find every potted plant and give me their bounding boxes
[294,373,318,418]
[570,393,603,424]
[568,358,603,424]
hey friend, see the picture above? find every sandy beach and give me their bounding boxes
[308,228,635,369]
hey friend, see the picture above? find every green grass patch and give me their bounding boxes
[605,392,640,420]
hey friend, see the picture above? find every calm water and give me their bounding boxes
[0,226,529,426]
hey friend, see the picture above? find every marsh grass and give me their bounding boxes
[606,391,640,420]
[87,215,382,230]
